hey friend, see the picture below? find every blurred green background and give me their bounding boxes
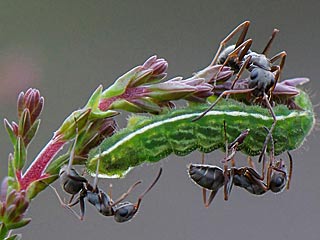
[0,1,319,239]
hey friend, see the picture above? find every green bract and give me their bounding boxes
[87,90,314,178]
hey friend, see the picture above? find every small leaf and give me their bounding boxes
[1,177,8,202]
[85,85,103,109]
[11,122,19,136]
[108,99,148,113]
[23,119,41,147]
[88,110,119,121]
[0,223,8,240]
[17,92,25,118]
[5,233,22,240]
[6,218,31,230]
[30,96,44,124]
[4,119,17,146]
[7,154,15,179]
[26,175,58,199]
[14,138,26,171]
[44,153,69,175]
[5,191,17,206]
[130,98,162,113]
[18,109,31,137]
[57,109,91,140]
[102,67,140,98]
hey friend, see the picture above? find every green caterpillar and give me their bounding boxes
[87,90,314,178]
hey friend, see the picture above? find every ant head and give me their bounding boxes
[113,202,138,223]
[248,67,275,97]
[269,159,287,193]
[113,168,162,223]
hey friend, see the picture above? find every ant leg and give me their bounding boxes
[270,51,287,72]
[66,128,79,175]
[46,183,67,207]
[68,195,86,220]
[192,88,255,122]
[108,183,113,199]
[210,21,250,66]
[62,127,88,184]
[231,158,236,167]
[229,55,252,90]
[222,121,231,201]
[247,156,255,168]
[205,190,219,207]
[219,39,253,67]
[92,148,101,191]
[46,182,84,220]
[200,153,208,206]
[68,194,76,204]
[259,126,275,179]
[286,151,293,190]
[198,153,221,207]
[226,128,250,162]
[258,94,277,163]
[214,39,253,86]
[269,51,287,94]
[262,29,279,56]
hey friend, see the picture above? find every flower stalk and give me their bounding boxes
[0,53,308,239]
[1,55,231,238]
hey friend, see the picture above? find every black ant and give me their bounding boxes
[188,121,249,206]
[193,21,287,161]
[188,123,292,207]
[49,129,162,223]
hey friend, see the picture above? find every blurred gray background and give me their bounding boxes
[0,1,319,239]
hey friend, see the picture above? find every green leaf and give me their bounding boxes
[5,233,22,240]
[45,153,69,175]
[26,175,58,200]
[88,110,119,121]
[7,154,15,179]
[13,138,26,171]
[0,223,8,240]
[23,119,41,147]
[101,67,140,98]
[85,85,103,109]
[18,109,31,137]
[6,218,31,230]
[4,119,17,146]
[57,109,91,140]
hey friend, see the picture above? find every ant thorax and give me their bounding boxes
[246,52,271,71]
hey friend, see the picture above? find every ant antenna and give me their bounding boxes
[134,168,162,209]
[286,151,293,190]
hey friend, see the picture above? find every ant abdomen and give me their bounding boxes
[188,164,224,190]
[59,166,87,195]
[217,45,241,73]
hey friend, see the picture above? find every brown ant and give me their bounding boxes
[48,129,162,223]
[193,21,287,161]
